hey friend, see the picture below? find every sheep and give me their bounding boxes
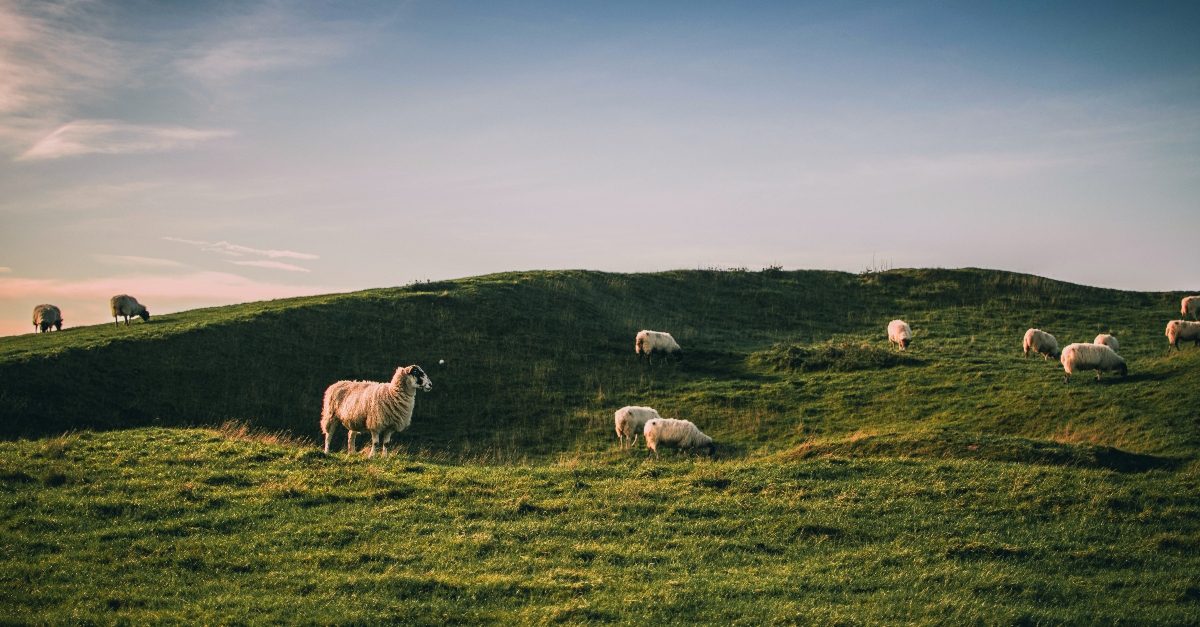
[320,365,432,458]
[1166,320,1200,350]
[614,406,661,450]
[887,320,912,350]
[1183,296,1200,319]
[1093,334,1119,353]
[1022,328,1059,360]
[1060,343,1126,384]
[31,304,62,333]
[643,418,714,460]
[636,330,682,364]
[110,295,149,327]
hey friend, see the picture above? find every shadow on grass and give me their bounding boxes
[780,430,1177,473]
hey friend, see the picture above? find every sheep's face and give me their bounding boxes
[139,310,150,322]
[900,337,910,349]
[1117,363,1128,377]
[409,366,433,392]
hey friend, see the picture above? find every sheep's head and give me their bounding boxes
[672,347,684,360]
[1117,362,1128,377]
[900,337,910,349]
[407,366,433,392]
[139,310,150,322]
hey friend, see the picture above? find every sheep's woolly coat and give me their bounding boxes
[1093,334,1119,353]
[32,304,62,333]
[110,295,149,326]
[636,330,682,362]
[888,320,912,350]
[321,366,432,457]
[643,418,714,459]
[614,406,661,450]
[1023,328,1059,360]
[1166,320,1200,349]
[1182,296,1200,318]
[1060,343,1126,383]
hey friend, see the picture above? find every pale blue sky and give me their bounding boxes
[1,1,1198,334]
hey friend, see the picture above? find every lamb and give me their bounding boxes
[110,295,149,327]
[1022,328,1059,360]
[1183,296,1200,319]
[1166,320,1200,350]
[614,406,661,450]
[636,330,683,364]
[1093,334,1119,353]
[320,365,432,458]
[887,320,912,350]
[31,304,62,333]
[1060,343,1126,384]
[643,418,714,460]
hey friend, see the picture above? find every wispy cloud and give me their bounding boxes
[95,255,185,268]
[18,120,234,160]
[0,267,11,273]
[164,237,319,260]
[230,260,311,272]
[182,34,348,82]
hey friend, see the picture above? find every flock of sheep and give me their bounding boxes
[31,295,150,333]
[27,289,1200,460]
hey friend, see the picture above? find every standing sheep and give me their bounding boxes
[614,406,661,450]
[1183,296,1200,319]
[32,304,62,333]
[1022,328,1059,359]
[110,295,149,327]
[636,330,683,364]
[1060,343,1127,384]
[1093,334,1119,353]
[643,418,714,460]
[320,365,432,458]
[887,320,912,350]
[1166,320,1200,350]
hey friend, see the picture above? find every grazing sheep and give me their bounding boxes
[31,304,62,333]
[643,418,714,460]
[614,406,661,450]
[1022,328,1059,360]
[320,365,432,458]
[1166,320,1200,350]
[887,320,912,350]
[1094,334,1119,353]
[1060,343,1126,384]
[110,295,149,327]
[1183,296,1200,319]
[636,330,683,364]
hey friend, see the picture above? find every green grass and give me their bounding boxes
[1,267,1199,624]
[1,428,1197,625]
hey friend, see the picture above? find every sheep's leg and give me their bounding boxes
[347,431,357,454]
[381,431,393,457]
[324,429,334,454]
[368,433,380,458]
[113,317,119,327]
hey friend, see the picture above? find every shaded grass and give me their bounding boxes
[1,429,1199,625]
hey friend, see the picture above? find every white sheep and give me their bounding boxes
[1166,320,1200,350]
[320,365,432,457]
[636,330,683,364]
[110,295,149,327]
[1093,334,1119,353]
[32,304,62,333]
[1060,343,1126,384]
[887,320,912,350]
[614,406,661,450]
[1022,328,1059,360]
[1183,296,1200,319]
[643,418,714,460]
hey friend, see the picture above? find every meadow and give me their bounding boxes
[1,268,1198,624]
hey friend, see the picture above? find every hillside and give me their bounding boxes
[1,268,1197,463]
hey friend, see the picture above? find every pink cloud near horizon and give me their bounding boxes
[0,271,334,336]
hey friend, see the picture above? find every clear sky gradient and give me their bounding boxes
[2,0,1198,335]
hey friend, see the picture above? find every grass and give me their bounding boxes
[1,267,1198,624]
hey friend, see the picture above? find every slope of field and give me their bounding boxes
[1,268,1198,462]
[1,428,1197,625]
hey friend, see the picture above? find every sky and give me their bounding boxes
[1,0,1198,336]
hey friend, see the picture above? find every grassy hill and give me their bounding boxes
[1,267,1197,461]
[3,268,1200,624]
